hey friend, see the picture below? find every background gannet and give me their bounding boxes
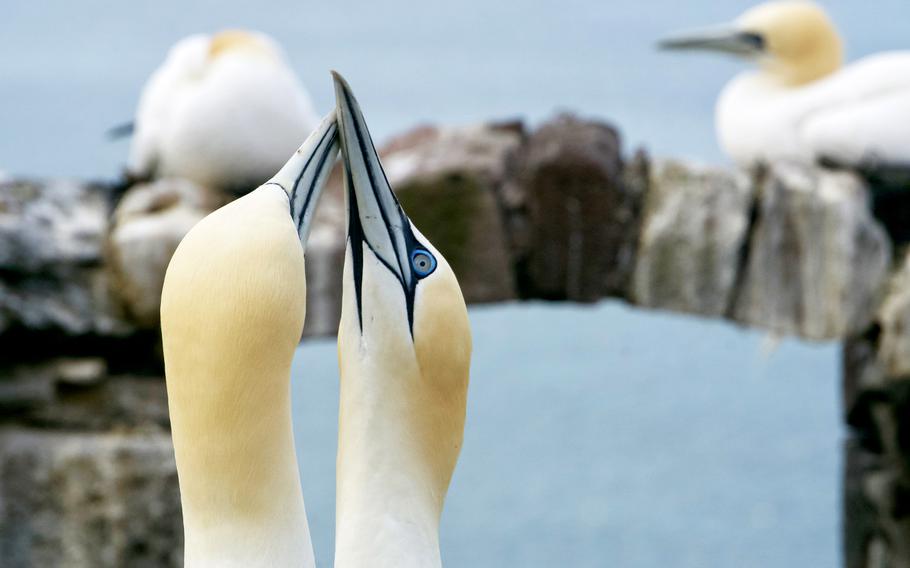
[127,30,319,193]
[160,112,338,567]
[331,72,472,568]
[659,1,910,175]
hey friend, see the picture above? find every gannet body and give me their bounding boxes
[331,73,472,568]
[129,30,319,192]
[160,112,338,567]
[661,1,910,172]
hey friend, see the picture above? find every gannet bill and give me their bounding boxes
[160,111,339,567]
[659,1,910,174]
[331,72,472,568]
[129,30,319,193]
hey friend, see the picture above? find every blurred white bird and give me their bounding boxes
[126,30,319,193]
[660,1,910,180]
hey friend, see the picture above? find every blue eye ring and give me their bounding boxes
[410,249,437,277]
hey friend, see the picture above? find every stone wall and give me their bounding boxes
[0,114,907,567]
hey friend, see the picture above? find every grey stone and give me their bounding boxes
[731,164,892,340]
[844,439,910,568]
[0,364,56,414]
[633,160,753,316]
[25,376,171,431]
[0,428,181,568]
[0,267,130,337]
[0,179,107,273]
[842,252,910,568]
[877,251,910,379]
[504,114,642,301]
[0,180,131,337]
[0,362,169,431]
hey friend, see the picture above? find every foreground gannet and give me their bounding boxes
[660,1,910,175]
[128,30,319,192]
[331,72,472,567]
[160,111,338,567]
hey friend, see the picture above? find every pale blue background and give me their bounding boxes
[293,303,840,567]
[2,1,908,178]
[4,1,902,565]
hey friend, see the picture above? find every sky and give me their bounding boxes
[2,0,908,178]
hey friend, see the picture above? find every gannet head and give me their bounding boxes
[332,71,471,502]
[659,1,843,86]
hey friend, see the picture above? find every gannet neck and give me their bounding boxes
[334,241,471,568]
[333,351,444,567]
[161,185,315,568]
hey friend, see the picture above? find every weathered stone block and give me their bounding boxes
[0,361,169,430]
[0,364,56,414]
[504,114,642,301]
[843,252,910,568]
[24,376,170,431]
[732,164,891,340]
[844,438,910,568]
[633,160,753,316]
[0,428,181,568]
[0,180,130,338]
[0,180,107,273]
[878,252,910,378]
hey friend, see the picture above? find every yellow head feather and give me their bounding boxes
[738,1,843,85]
[208,29,276,61]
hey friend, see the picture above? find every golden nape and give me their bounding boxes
[160,112,338,568]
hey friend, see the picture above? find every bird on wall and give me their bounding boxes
[331,71,472,568]
[125,30,319,193]
[160,110,338,567]
[659,0,910,184]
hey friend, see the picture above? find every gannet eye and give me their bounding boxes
[738,31,766,51]
[411,250,437,278]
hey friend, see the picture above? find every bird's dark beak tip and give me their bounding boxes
[331,70,352,94]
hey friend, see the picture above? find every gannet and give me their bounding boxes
[128,30,319,192]
[160,111,338,567]
[659,1,910,175]
[331,72,472,568]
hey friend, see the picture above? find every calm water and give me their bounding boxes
[5,1,896,565]
[293,302,841,567]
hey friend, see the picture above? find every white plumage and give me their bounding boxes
[662,1,910,171]
[718,52,910,169]
[129,30,319,191]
